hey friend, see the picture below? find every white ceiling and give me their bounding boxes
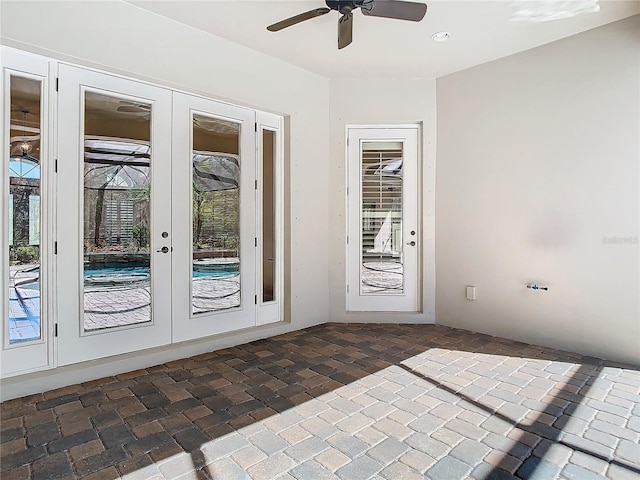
[127,0,639,79]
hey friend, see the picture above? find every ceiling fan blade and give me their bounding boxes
[338,12,353,49]
[267,7,331,31]
[117,106,149,113]
[362,0,427,22]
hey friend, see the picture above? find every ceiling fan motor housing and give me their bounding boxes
[325,0,370,13]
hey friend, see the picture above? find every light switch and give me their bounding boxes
[466,286,476,301]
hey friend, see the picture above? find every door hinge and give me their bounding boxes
[255,238,258,247]
[255,295,257,305]
[54,324,58,337]
[54,159,58,173]
[346,284,349,293]
[54,241,58,254]
[55,78,59,92]
[346,236,349,245]
[255,123,258,132]
[346,137,349,147]
[255,179,258,190]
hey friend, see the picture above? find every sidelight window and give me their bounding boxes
[7,76,43,344]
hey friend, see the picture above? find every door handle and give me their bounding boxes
[157,246,169,253]
[406,241,416,246]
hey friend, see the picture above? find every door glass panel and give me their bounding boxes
[83,91,152,331]
[360,141,404,295]
[262,129,276,303]
[7,75,42,344]
[191,113,240,314]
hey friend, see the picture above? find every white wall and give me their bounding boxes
[436,16,640,364]
[329,79,437,323]
[0,0,331,399]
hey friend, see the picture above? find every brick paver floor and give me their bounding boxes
[1,323,639,479]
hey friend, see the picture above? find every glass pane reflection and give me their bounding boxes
[7,75,43,344]
[360,142,404,295]
[83,91,152,331]
[192,114,241,314]
[262,130,276,303]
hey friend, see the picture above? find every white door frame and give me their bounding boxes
[346,125,421,312]
[172,92,257,342]
[1,47,55,377]
[3,50,286,376]
[256,112,284,326]
[56,65,173,366]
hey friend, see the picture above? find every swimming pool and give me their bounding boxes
[83,263,237,288]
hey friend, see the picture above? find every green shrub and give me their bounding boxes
[131,224,150,251]
[10,245,39,264]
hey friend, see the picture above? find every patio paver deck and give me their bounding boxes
[1,323,639,479]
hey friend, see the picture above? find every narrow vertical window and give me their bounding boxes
[256,115,281,326]
[191,114,241,314]
[7,75,43,343]
[262,129,276,303]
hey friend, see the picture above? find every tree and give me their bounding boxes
[193,181,206,247]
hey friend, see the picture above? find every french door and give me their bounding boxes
[172,93,256,342]
[347,126,420,312]
[3,51,281,373]
[57,66,173,365]
[58,76,260,362]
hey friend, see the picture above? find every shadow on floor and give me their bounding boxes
[398,362,640,480]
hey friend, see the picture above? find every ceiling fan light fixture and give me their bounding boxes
[19,141,33,155]
[19,109,32,156]
[431,31,450,42]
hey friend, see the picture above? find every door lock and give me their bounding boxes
[157,246,169,253]
[406,241,416,246]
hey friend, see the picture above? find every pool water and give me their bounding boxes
[83,264,237,286]
[193,270,237,278]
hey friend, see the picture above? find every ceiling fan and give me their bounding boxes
[267,0,428,49]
